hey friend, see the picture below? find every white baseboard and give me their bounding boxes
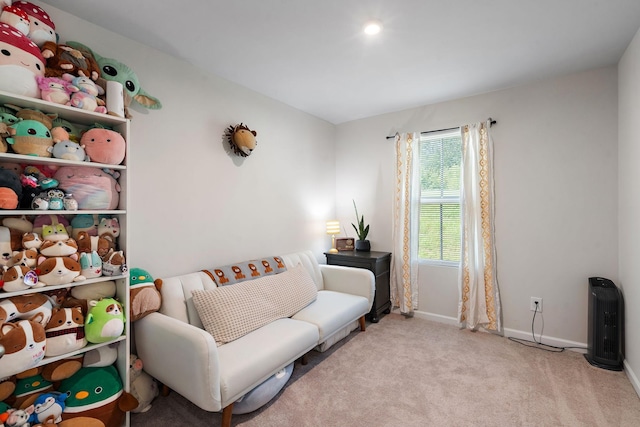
[624,360,640,399]
[410,309,587,353]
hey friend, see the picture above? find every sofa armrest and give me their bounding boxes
[319,264,375,309]
[134,312,222,412]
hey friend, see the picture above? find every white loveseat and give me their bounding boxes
[134,251,374,427]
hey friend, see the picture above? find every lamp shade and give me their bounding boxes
[326,220,340,235]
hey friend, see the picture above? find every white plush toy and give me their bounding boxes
[129,354,159,413]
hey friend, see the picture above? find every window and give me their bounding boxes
[418,129,462,263]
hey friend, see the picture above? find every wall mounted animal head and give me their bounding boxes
[224,123,257,157]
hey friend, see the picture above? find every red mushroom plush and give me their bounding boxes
[0,5,30,35]
[0,22,44,97]
[13,1,55,47]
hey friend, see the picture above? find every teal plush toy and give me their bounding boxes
[85,298,125,344]
[65,41,162,118]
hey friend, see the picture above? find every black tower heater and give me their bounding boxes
[585,277,624,371]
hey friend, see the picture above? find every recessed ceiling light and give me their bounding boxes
[363,20,383,36]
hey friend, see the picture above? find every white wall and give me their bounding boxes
[618,26,640,396]
[40,3,337,278]
[335,67,619,344]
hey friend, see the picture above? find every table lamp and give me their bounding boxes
[326,220,340,253]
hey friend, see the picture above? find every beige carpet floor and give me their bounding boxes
[131,313,640,426]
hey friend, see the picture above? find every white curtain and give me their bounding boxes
[390,132,420,315]
[457,121,502,332]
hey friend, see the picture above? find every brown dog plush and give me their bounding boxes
[0,314,47,378]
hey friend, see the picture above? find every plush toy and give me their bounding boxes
[36,76,75,105]
[129,354,158,413]
[84,298,124,344]
[224,123,257,157]
[62,74,107,114]
[0,22,45,98]
[54,166,120,210]
[32,214,70,238]
[6,119,53,157]
[76,231,113,258]
[12,1,55,48]
[0,168,22,209]
[30,391,67,424]
[8,107,57,130]
[101,250,125,277]
[0,264,41,292]
[97,218,119,239]
[51,118,84,143]
[44,307,87,357]
[4,406,35,427]
[70,214,101,239]
[128,268,162,322]
[41,223,69,242]
[35,254,84,287]
[70,280,116,302]
[39,239,78,258]
[48,140,88,162]
[65,41,162,118]
[3,215,33,251]
[22,232,43,250]
[0,225,13,265]
[82,343,118,368]
[0,314,46,378]
[58,365,138,427]
[79,251,102,279]
[41,42,101,81]
[9,248,38,268]
[81,127,126,165]
[40,354,83,383]
[13,369,53,408]
[0,293,52,325]
[0,5,29,35]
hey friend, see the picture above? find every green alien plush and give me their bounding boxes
[7,119,53,157]
[84,298,125,344]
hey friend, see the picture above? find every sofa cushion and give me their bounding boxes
[202,256,287,286]
[291,290,370,343]
[192,264,317,345]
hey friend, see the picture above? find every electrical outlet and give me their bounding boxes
[530,297,543,313]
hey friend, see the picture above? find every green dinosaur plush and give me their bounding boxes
[65,41,162,118]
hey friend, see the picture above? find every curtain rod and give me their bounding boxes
[385,118,497,139]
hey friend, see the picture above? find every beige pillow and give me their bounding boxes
[192,264,317,345]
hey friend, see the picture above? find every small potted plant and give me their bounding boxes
[351,200,370,252]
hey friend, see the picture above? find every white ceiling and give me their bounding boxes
[40,0,640,124]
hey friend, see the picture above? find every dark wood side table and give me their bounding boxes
[324,251,392,323]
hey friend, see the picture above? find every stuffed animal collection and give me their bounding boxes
[0,214,125,292]
[0,361,135,427]
[0,1,161,117]
[0,106,127,165]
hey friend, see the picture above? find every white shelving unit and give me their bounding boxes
[0,89,131,426]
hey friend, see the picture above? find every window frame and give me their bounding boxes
[417,128,462,267]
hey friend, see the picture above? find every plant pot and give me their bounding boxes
[355,240,370,252]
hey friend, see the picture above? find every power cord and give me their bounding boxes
[507,301,587,353]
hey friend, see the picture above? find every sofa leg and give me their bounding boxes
[221,404,234,427]
[359,316,366,332]
[300,353,309,365]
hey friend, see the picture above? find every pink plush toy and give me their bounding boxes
[62,73,107,113]
[36,75,75,105]
[12,1,55,47]
[0,5,30,35]
[0,21,45,97]
[81,127,126,165]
